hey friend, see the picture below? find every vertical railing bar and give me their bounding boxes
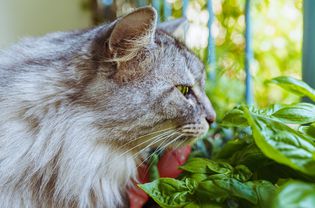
[136,0,146,7]
[182,0,189,17]
[163,0,172,21]
[152,0,161,22]
[244,0,253,105]
[207,0,216,81]
[302,0,315,102]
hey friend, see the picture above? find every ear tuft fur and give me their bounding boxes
[108,6,157,63]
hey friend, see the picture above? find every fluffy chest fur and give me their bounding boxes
[0,7,215,208]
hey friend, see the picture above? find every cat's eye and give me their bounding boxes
[176,85,191,96]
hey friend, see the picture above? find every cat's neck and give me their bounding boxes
[0,106,137,207]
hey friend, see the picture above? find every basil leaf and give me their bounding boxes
[196,177,258,205]
[273,181,315,208]
[215,139,249,159]
[299,123,315,138]
[139,178,195,208]
[189,173,208,183]
[272,103,315,124]
[268,76,315,102]
[184,202,223,208]
[243,106,315,176]
[221,108,248,127]
[226,142,270,170]
[245,180,276,208]
[194,179,230,203]
[180,158,233,175]
[232,165,253,182]
[213,178,258,204]
[249,104,284,117]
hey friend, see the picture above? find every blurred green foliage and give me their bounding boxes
[169,0,303,118]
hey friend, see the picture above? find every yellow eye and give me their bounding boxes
[176,85,190,96]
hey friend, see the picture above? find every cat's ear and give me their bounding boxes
[158,17,188,39]
[108,6,157,62]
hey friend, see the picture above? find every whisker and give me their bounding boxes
[108,130,170,170]
[115,127,176,151]
[172,135,186,150]
[118,130,173,159]
[103,131,175,174]
[135,131,178,170]
[134,131,177,163]
[159,134,183,151]
[180,124,204,130]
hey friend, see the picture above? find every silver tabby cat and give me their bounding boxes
[0,7,215,208]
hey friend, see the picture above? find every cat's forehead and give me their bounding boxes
[154,30,205,84]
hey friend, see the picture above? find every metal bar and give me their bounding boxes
[244,0,254,105]
[152,0,161,22]
[207,0,216,81]
[303,0,315,92]
[163,0,172,21]
[136,0,146,7]
[182,0,189,17]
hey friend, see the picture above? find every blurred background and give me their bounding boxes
[0,0,313,120]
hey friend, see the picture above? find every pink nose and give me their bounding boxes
[206,111,216,125]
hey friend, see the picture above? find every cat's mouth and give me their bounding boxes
[144,119,209,149]
[108,119,209,155]
[177,122,209,138]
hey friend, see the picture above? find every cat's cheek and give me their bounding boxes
[187,98,196,109]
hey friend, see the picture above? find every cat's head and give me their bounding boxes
[73,7,216,151]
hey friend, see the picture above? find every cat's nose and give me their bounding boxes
[206,112,216,125]
[204,102,216,125]
[200,96,216,125]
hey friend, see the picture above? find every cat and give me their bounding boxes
[0,6,216,208]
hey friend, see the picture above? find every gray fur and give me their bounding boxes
[0,7,215,208]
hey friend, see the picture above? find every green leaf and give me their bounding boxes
[299,123,315,138]
[226,142,271,170]
[221,108,248,127]
[139,178,195,208]
[195,176,265,205]
[189,173,208,183]
[149,153,160,181]
[213,178,258,204]
[215,139,249,159]
[273,181,315,208]
[245,180,276,208]
[194,175,275,207]
[272,103,315,124]
[232,165,253,182]
[193,179,230,203]
[249,104,284,117]
[268,76,315,101]
[180,158,233,175]
[242,106,315,176]
[184,202,223,208]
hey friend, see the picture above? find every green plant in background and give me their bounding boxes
[155,0,303,122]
[140,76,315,208]
[183,0,303,110]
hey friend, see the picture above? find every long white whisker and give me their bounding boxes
[116,127,176,151]
[133,131,176,161]
[135,131,178,169]
[173,135,186,150]
[139,131,181,170]
[104,131,174,172]
[118,130,172,159]
[158,133,183,153]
